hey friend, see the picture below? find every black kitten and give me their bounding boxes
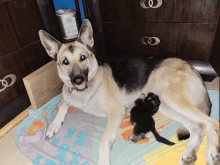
[127,92,175,146]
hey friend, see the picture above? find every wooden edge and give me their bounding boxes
[0,106,31,138]
[23,78,37,110]
[23,60,63,110]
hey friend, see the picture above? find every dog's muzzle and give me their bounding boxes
[72,75,85,85]
[71,75,88,91]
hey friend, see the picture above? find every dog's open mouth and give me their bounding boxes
[74,82,88,91]
[69,83,88,92]
[69,80,93,93]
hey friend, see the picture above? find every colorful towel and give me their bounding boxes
[15,90,219,165]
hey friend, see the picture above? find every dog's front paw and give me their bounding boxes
[46,120,63,139]
[127,136,131,140]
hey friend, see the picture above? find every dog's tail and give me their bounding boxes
[177,125,190,140]
[152,129,175,146]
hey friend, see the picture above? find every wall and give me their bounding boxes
[53,0,86,21]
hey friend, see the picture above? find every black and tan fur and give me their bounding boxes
[39,19,220,165]
[128,92,175,146]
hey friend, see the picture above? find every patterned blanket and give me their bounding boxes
[15,90,219,165]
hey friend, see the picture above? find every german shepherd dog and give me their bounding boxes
[39,19,219,165]
[127,92,175,146]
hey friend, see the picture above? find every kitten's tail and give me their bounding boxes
[152,129,175,146]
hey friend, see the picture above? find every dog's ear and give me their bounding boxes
[39,30,61,61]
[77,19,94,49]
[151,96,161,108]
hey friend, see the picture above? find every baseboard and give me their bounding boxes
[0,106,31,138]
[0,92,31,129]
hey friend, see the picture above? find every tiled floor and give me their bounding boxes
[0,77,219,165]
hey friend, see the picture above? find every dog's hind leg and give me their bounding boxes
[159,92,219,165]
[46,101,68,139]
[205,119,220,165]
[159,104,204,165]
[177,91,212,141]
[98,106,125,165]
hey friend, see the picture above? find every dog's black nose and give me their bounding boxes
[72,76,85,85]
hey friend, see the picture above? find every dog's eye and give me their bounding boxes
[80,55,86,61]
[63,59,69,65]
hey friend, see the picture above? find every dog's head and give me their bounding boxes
[127,123,146,143]
[145,92,160,114]
[39,19,98,91]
